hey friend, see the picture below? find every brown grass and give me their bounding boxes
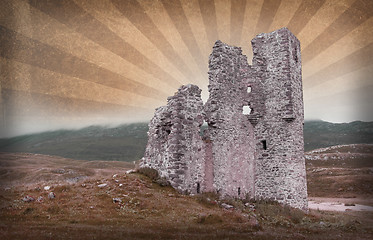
[0,152,372,239]
[306,144,373,199]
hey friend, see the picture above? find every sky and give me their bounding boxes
[0,0,372,137]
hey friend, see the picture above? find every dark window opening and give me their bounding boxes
[196,183,200,194]
[208,121,217,128]
[238,187,241,196]
[293,46,298,63]
[261,140,267,150]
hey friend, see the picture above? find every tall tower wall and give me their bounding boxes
[203,41,256,199]
[250,28,308,210]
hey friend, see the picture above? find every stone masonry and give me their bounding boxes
[203,41,256,198]
[140,28,308,210]
[141,84,205,194]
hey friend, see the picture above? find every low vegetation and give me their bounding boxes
[0,144,372,239]
[305,144,373,198]
[1,166,372,239]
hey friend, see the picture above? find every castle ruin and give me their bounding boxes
[140,28,308,210]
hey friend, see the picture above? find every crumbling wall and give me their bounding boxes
[141,28,308,210]
[250,28,308,210]
[141,84,205,194]
[203,41,256,199]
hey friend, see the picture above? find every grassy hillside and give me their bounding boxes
[304,120,373,152]
[0,153,372,240]
[0,121,372,162]
[0,123,149,162]
[305,144,373,198]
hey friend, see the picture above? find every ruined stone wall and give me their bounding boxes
[250,28,308,210]
[141,84,205,194]
[203,41,256,199]
[141,28,308,210]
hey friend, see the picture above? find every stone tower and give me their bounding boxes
[249,28,308,210]
[203,41,256,199]
[141,28,308,210]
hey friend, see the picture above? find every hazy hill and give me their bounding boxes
[0,120,372,162]
[0,123,149,162]
[303,120,373,151]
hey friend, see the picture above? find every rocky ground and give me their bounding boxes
[0,148,372,239]
[305,144,373,199]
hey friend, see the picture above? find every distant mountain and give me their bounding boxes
[303,120,373,152]
[0,120,372,162]
[0,123,149,162]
